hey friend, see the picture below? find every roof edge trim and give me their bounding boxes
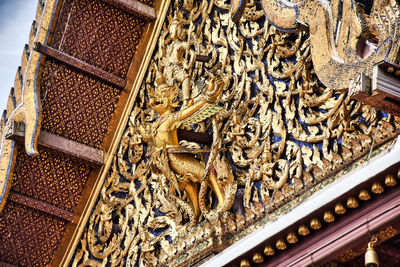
[201,137,400,266]
[0,0,60,212]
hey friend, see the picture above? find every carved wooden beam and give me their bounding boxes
[100,0,156,21]
[33,42,127,89]
[8,192,74,222]
[372,61,400,100]
[351,61,400,117]
[6,122,104,167]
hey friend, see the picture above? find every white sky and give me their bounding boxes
[0,0,37,112]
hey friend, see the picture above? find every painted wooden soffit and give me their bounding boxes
[33,42,127,89]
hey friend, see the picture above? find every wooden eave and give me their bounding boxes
[0,0,159,266]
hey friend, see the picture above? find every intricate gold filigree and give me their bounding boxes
[140,77,235,222]
[262,0,400,90]
[72,0,400,266]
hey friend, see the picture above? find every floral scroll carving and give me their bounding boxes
[262,0,400,90]
[72,0,400,266]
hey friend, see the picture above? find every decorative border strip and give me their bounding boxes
[199,138,399,266]
[231,139,397,245]
[0,0,60,212]
[261,179,400,266]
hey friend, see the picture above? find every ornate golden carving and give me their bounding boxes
[334,203,346,215]
[276,239,287,250]
[72,0,400,265]
[323,210,335,223]
[262,0,400,90]
[252,252,264,263]
[140,77,234,221]
[287,232,298,244]
[161,16,197,107]
[240,258,251,267]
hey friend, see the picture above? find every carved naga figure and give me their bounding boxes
[140,77,230,220]
[256,0,400,89]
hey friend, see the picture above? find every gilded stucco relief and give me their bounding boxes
[72,0,400,265]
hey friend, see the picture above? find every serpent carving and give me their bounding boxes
[261,0,400,89]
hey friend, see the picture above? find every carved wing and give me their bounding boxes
[181,103,221,127]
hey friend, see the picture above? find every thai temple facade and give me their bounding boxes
[0,0,400,266]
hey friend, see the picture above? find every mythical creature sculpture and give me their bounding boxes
[139,77,231,220]
[260,0,400,89]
